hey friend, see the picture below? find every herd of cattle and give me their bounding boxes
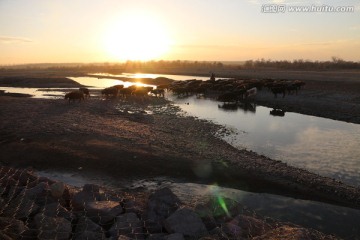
[64,85,165,102]
[64,78,305,103]
[167,78,305,102]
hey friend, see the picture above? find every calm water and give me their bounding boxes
[0,87,66,98]
[0,76,154,98]
[167,94,360,187]
[90,72,214,81]
[69,76,155,88]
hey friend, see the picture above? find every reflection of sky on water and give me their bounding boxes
[69,77,154,88]
[169,95,360,187]
[71,76,125,88]
[0,77,155,98]
[0,87,66,98]
[90,72,213,81]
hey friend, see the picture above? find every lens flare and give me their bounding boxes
[217,195,230,217]
[209,184,231,218]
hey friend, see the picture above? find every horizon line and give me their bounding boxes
[1,58,360,67]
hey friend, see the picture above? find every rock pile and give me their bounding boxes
[0,166,339,239]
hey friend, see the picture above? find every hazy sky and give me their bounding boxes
[0,0,359,64]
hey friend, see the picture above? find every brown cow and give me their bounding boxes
[270,86,286,98]
[132,87,153,97]
[119,88,133,98]
[65,91,84,103]
[79,87,90,98]
[112,84,124,90]
[101,87,118,97]
[150,89,165,97]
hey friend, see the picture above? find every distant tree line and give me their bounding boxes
[1,58,359,71]
[242,57,360,70]
[123,60,224,69]
[0,60,224,71]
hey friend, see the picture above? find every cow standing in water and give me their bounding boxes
[65,91,84,103]
[150,89,165,97]
[79,87,90,98]
[101,87,118,98]
[243,87,257,100]
[270,86,286,98]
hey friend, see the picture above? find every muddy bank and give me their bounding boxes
[0,95,360,212]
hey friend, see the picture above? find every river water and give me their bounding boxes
[90,72,213,81]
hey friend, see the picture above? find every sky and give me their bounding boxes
[0,0,359,64]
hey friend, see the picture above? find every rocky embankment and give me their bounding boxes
[0,167,339,240]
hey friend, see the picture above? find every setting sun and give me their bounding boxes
[103,12,171,61]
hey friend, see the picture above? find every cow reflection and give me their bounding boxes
[239,102,256,113]
[270,108,286,117]
[218,103,238,111]
[218,102,256,113]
